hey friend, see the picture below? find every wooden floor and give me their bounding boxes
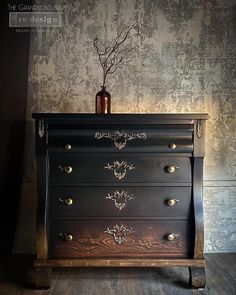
[0,254,235,295]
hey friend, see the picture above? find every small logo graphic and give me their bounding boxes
[9,12,62,28]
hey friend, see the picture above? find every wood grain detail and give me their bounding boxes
[34,258,206,268]
[49,220,190,258]
[51,237,187,258]
[189,267,206,289]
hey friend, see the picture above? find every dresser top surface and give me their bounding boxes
[32,113,209,124]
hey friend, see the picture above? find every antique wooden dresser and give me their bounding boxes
[32,113,209,289]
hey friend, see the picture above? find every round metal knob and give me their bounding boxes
[166,165,178,173]
[167,198,179,206]
[65,197,73,205]
[59,197,73,206]
[64,197,73,206]
[65,144,72,150]
[169,143,177,150]
[64,234,73,241]
[167,233,178,241]
[64,166,73,174]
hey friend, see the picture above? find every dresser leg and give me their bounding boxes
[188,267,206,289]
[35,267,51,289]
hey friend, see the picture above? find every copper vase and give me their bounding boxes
[95,86,111,114]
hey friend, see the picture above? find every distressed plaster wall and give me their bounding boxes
[17,0,236,253]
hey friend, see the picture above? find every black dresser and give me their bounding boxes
[32,113,209,289]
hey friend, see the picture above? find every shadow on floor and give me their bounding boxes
[0,254,35,288]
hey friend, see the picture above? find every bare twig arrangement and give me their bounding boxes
[93,23,142,87]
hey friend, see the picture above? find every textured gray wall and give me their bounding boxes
[17,0,236,253]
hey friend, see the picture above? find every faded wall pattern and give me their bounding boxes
[25,0,236,252]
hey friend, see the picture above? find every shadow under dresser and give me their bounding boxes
[32,113,209,289]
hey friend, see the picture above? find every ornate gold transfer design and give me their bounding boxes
[196,120,203,138]
[95,130,147,150]
[38,120,45,138]
[104,161,135,180]
[104,224,135,245]
[106,190,135,210]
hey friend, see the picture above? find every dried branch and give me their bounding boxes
[93,23,143,87]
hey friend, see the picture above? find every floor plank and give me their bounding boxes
[0,254,235,295]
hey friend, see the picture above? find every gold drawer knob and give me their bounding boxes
[59,197,73,206]
[60,233,73,241]
[167,198,179,206]
[64,166,73,174]
[167,233,179,241]
[65,234,73,241]
[166,165,179,173]
[65,144,72,150]
[64,197,73,205]
[169,143,177,150]
[59,165,73,174]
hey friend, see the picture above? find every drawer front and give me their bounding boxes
[49,220,190,258]
[48,126,193,153]
[49,155,192,183]
[49,186,191,218]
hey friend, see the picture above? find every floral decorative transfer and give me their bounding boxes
[38,120,45,138]
[104,224,135,244]
[106,190,135,210]
[196,120,203,138]
[104,161,135,180]
[95,131,147,150]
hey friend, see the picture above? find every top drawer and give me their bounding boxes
[48,125,193,153]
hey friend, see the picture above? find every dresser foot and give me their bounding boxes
[188,267,206,289]
[35,267,51,289]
